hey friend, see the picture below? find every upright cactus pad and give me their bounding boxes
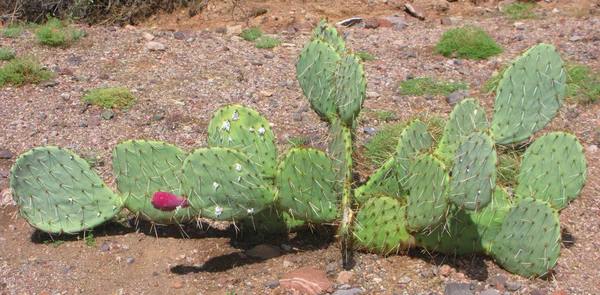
[354,156,404,205]
[396,120,434,187]
[491,44,566,144]
[296,40,342,121]
[515,132,587,210]
[449,132,497,211]
[490,198,561,277]
[181,147,274,221]
[436,98,490,162]
[275,148,340,222]
[312,19,346,52]
[328,118,353,184]
[10,147,122,234]
[353,196,414,254]
[112,140,196,224]
[207,105,277,178]
[406,153,449,231]
[335,53,366,126]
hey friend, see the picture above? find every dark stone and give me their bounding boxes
[39,81,59,87]
[516,35,525,41]
[365,21,381,29]
[333,288,364,295]
[0,150,13,159]
[265,280,280,288]
[264,52,275,59]
[480,290,500,295]
[504,281,522,291]
[425,94,434,100]
[0,170,9,178]
[40,113,47,120]
[454,59,463,65]
[126,258,135,264]
[102,110,114,120]
[78,122,88,127]
[531,289,547,295]
[100,243,111,251]
[363,127,377,136]
[444,283,473,295]
[446,89,470,105]
[98,73,110,80]
[516,25,526,31]
[246,244,281,260]
[154,114,165,121]
[441,17,452,25]
[293,112,303,121]
[173,31,186,40]
[67,56,84,65]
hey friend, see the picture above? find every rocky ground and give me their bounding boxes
[0,0,599,294]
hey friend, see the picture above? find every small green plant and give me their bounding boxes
[374,110,393,122]
[82,87,136,109]
[357,50,377,61]
[241,27,262,41]
[0,55,53,86]
[435,25,503,60]
[83,233,96,247]
[565,62,600,103]
[35,17,82,47]
[399,78,467,96]
[363,122,405,168]
[496,145,524,188]
[44,239,66,248]
[503,2,536,20]
[287,136,308,148]
[2,23,25,38]
[0,47,15,61]
[253,36,279,49]
[482,67,507,93]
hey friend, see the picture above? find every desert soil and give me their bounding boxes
[0,0,599,294]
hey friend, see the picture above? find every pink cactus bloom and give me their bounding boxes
[151,191,190,211]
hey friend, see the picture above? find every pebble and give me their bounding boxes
[102,110,114,120]
[516,35,525,41]
[439,264,452,276]
[0,150,13,159]
[504,281,521,291]
[569,35,582,42]
[142,32,155,41]
[29,131,37,136]
[481,290,501,295]
[444,283,474,295]
[173,283,183,289]
[265,279,279,288]
[293,112,303,121]
[39,81,59,87]
[173,31,186,40]
[146,41,167,51]
[397,275,411,284]
[50,131,58,137]
[587,145,597,152]
[336,271,353,284]
[363,127,377,136]
[264,52,275,59]
[100,243,111,252]
[446,89,470,105]
[333,288,364,295]
[126,258,135,264]
[78,122,88,127]
[425,94,434,100]
[154,114,165,121]
[245,244,281,260]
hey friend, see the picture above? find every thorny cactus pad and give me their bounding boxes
[10,147,122,234]
[312,19,346,52]
[335,53,366,126]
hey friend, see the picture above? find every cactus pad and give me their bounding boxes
[515,132,587,210]
[10,147,122,234]
[181,147,274,221]
[449,132,497,211]
[396,120,434,187]
[354,156,404,205]
[354,196,414,254]
[335,53,366,126]
[207,105,277,178]
[312,19,346,52]
[491,43,566,144]
[112,140,196,224]
[490,198,561,277]
[406,153,449,231]
[275,148,340,222]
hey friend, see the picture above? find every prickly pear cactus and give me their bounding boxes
[312,19,346,52]
[335,53,366,126]
[10,147,123,234]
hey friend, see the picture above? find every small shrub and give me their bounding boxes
[35,17,82,47]
[503,2,536,20]
[2,24,25,38]
[399,78,467,96]
[253,36,279,49]
[435,25,503,60]
[0,55,53,86]
[82,87,136,109]
[0,47,15,61]
[565,63,600,103]
[357,50,377,61]
[241,27,262,41]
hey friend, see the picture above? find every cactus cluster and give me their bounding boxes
[9,20,587,278]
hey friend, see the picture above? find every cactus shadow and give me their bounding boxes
[561,226,576,248]
[409,249,490,282]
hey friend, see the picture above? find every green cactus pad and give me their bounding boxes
[354,196,414,254]
[406,153,449,231]
[10,147,122,234]
[313,19,346,52]
[243,207,305,233]
[296,39,342,121]
[449,131,497,211]
[207,105,277,178]
[491,43,566,144]
[328,118,353,184]
[515,132,587,210]
[335,53,366,126]
[396,120,434,187]
[354,156,405,205]
[490,198,561,277]
[436,98,490,162]
[275,148,340,222]
[112,140,196,224]
[181,147,274,221]
[475,185,512,251]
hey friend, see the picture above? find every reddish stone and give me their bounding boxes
[552,291,567,295]
[280,266,333,294]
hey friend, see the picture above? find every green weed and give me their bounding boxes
[565,62,600,103]
[35,17,83,47]
[503,2,536,20]
[496,145,525,188]
[241,27,263,41]
[2,23,25,38]
[83,233,96,247]
[253,36,279,49]
[44,239,66,248]
[374,110,394,122]
[287,136,309,148]
[435,25,503,60]
[82,87,136,109]
[0,47,15,61]
[357,50,377,61]
[0,55,53,86]
[399,78,467,96]
[363,122,406,168]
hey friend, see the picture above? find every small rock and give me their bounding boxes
[265,279,279,288]
[293,112,303,121]
[67,56,84,65]
[333,288,364,295]
[281,244,292,252]
[78,121,88,127]
[531,289,547,295]
[173,283,183,289]
[126,258,135,264]
[142,32,155,41]
[516,25,526,31]
[491,275,507,291]
[173,31,186,40]
[0,170,9,178]
[504,281,521,291]
[551,291,567,295]
[569,35,582,42]
[283,260,293,267]
[441,17,452,25]
[425,94,434,100]
[404,3,425,20]
[367,91,380,98]
[444,283,474,295]
[88,116,101,127]
[259,90,273,97]
[363,127,377,136]
[587,145,598,152]
[280,266,333,294]
[0,150,13,159]
[438,264,451,277]
[446,89,470,105]
[365,20,381,29]
[481,290,501,295]
[50,131,58,137]
[264,52,275,59]
[98,73,110,80]
[397,275,411,284]
[516,35,525,41]
[246,244,281,260]
[226,25,242,36]
[154,114,165,121]
[29,131,37,137]
[336,271,353,284]
[102,110,114,120]
[40,113,47,120]
[146,41,167,51]
[39,81,59,88]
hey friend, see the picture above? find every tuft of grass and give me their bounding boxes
[565,63,600,104]
[399,78,468,96]
[435,25,503,60]
[374,110,394,122]
[357,50,377,61]
[241,27,263,41]
[0,55,53,86]
[2,23,26,38]
[0,47,16,61]
[503,2,536,20]
[44,239,66,248]
[83,233,96,247]
[253,36,279,49]
[35,17,83,47]
[287,136,309,148]
[363,122,406,168]
[496,145,525,188]
[82,87,136,109]
[482,67,507,93]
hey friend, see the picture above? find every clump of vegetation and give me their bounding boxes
[1,23,26,38]
[0,55,53,86]
[399,78,468,96]
[287,136,309,148]
[496,145,524,188]
[0,47,16,61]
[565,63,600,103]
[374,110,393,122]
[357,50,377,61]
[82,87,136,109]
[435,25,503,60]
[241,27,263,41]
[35,17,83,47]
[363,122,406,168]
[253,35,279,49]
[503,2,536,20]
